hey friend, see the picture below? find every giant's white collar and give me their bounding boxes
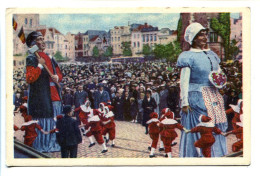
[190,48,210,53]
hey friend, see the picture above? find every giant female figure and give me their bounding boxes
[177,23,228,157]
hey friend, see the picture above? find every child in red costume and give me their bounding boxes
[159,111,188,158]
[100,105,116,147]
[186,115,225,157]
[74,100,99,148]
[20,115,48,147]
[226,99,243,130]
[225,115,243,152]
[86,108,108,153]
[146,112,160,157]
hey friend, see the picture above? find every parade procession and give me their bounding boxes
[11,12,245,159]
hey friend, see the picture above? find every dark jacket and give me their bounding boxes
[56,115,82,147]
[74,91,88,108]
[142,97,157,126]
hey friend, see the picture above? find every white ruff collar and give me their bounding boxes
[22,103,28,108]
[161,119,178,125]
[80,105,91,113]
[88,115,100,122]
[22,120,39,126]
[196,122,215,128]
[190,48,210,53]
[146,118,159,124]
[104,111,114,118]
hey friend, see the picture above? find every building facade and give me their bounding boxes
[230,14,242,60]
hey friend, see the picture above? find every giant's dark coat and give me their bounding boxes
[26,54,53,118]
[142,97,157,126]
[56,115,82,147]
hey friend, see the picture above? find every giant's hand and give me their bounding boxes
[38,57,46,65]
[182,105,192,114]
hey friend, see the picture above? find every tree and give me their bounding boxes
[229,39,240,60]
[122,42,132,56]
[142,44,152,56]
[92,46,99,58]
[103,46,113,57]
[153,44,165,60]
[210,13,231,60]
[177,16,182,42]
[164,42,174,61]
[172,40,182,62]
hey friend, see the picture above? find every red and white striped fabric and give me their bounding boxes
[201,87,227,124]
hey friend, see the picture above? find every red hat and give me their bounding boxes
[161,108,170,115]
[19,105,27,113]
[24,115,32,122]
[99,102,107,107]
[149,112,158,119]
[56,115,63,120]
[199,115,211,122]
[165,111,174,119]
[22,96,28,101]
[107,105,114,111]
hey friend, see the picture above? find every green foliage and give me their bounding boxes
[210,13,231,60]
[54,51,68,62]
[153,41,182,62]
[142,44,152,56]
[153,44,165,60]
[172,40,182,61]
[92,46,100,58]
[122,42,132,56]
[229,39,240,60]
[177,16,182,42]
[103,46,113,57]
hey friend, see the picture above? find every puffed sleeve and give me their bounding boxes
[176,51,194,68]
[26,54,43,84]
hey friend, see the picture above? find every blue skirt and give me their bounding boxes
[179,91,228,157]
[33,101,62,153]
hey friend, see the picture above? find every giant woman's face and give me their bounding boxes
[192,30,208,49]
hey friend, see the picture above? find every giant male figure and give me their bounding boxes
[25,31,62,152]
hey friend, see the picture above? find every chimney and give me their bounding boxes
[144,23,148,27]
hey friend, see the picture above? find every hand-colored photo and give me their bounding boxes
[8,8,249,165]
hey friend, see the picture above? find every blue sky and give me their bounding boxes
[40,13,240,35]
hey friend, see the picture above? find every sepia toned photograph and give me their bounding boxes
[6,7,250,166]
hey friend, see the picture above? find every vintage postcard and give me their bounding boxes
[6,7,250,166]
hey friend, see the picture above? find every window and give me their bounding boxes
[146,35,149,42]
[111,37,113,42]
[118,37,120,41]
[142,35,145,42]
[137,34,140,38]
[154,35,157,41]
[137,42,140,48]
[134,42,136,48]
[209,32,218,42]
[25,18,28,24]
[134,34,136,39]
[51,43,53,49]
[150,35,153,41]
[14,61,16,66]
[30,19,32,27]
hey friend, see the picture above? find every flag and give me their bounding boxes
[13,18,17,31]
[18,26,26,44]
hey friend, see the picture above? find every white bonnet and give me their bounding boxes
[184,22,207,45]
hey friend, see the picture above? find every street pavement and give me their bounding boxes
[14,113,238,158]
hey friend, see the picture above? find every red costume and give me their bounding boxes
[87,112,104,145]
[101,106,116,141]
[190,115,222,157]
[226,115,243,152]
[20,115,43,147]
[226,100,243,130]
[159,111,184,153]
[147,112,160,149]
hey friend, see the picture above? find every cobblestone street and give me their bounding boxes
[14,113,238,158]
